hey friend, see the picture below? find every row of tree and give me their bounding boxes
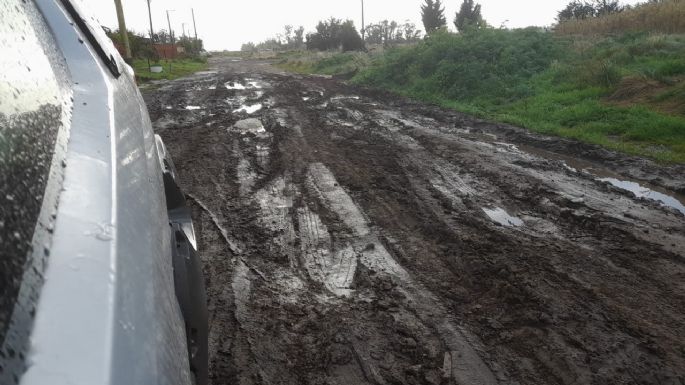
[243,18,424,53]
[241,1,484,54]
[556,0,672,22]
[557,0,625,21]
[364,20,422,46]
[241,0,662,54]
[242,25,306,52]
[421,0,486,34]
[306,18,364,51]
[106,28,204,59]
[245,0,642,54]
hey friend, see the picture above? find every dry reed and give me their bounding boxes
[556,0,685,35]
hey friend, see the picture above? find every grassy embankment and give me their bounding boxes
[278,2,685,163]
[133,57,208,82]
[277,51,373,76]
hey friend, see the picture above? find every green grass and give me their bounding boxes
[133,57,208,82]
[346,30,685,163]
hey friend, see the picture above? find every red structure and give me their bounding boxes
[112,42,184,60]
[154,44,185,59]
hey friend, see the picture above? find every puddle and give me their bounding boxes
[194,70,217,76]
[331,95,361,101]
[246,80,263,89]
[233,118,267,135]
[185,105,202,110]
[600,178,685,215]
[494,142,520,153]
[225,79,266,91]
[226,96,247,108]
[483,207,524,227]
[233,103,263,114]
[225,82,246,90]
[516,143,685,214]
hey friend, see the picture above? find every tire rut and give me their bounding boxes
[143,57,685,385]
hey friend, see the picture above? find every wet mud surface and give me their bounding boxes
[143,57,685,385]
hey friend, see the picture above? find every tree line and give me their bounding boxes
[420,0,486,33]
[106,27,204,59]
[241,0,657,54]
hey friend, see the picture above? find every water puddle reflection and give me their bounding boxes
[233,103,263,114]
[600,178,685,214]
[483,207,524,227]
[225,82,246,90]
[515,143,685,215]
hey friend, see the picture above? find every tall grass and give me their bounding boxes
[277,51,371,75]
[556,0,685,35]
[133,58,208,82]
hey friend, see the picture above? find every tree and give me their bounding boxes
[306,18,364,51]
[283,25,294,45]
[454,0,485,32]
[557,0,623,22]
[241,42,256,53]
[294,26,305,47]
[106,28,156,59]
[593,0,623,16]
[402,22,422,41]
[156,29,170,44]
[340,20,364,51]
[364,20,422,46]
[421,0,447,34]
[557,1,596,21]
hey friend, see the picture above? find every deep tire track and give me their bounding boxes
[143,58,685,385]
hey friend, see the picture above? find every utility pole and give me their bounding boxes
[146,0,155,71]
[182,23,187,39]
[191,8,199,54]
[113,0,132,63]
[191,8,198,41]
[166,10,175,44]
[361,0,366,42]
[166,9,175,71]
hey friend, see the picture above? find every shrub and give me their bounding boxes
[556,0,685,35]
[357,29,563,104]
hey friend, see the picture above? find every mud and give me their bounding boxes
[143,57,685,385]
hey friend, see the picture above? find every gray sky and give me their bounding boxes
[86,0,643,51]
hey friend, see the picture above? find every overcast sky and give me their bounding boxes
[85,0,643,51]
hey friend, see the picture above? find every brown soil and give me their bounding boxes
[142,57,685,385]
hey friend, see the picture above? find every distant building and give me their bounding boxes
[112,42,185,60]
[154,44,185,59]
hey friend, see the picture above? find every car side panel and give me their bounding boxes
[21,1,191,385]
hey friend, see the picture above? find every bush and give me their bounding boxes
[306,19,364,52]
[357,28,563,104]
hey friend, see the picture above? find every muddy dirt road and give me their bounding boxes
[143,57,685,385]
